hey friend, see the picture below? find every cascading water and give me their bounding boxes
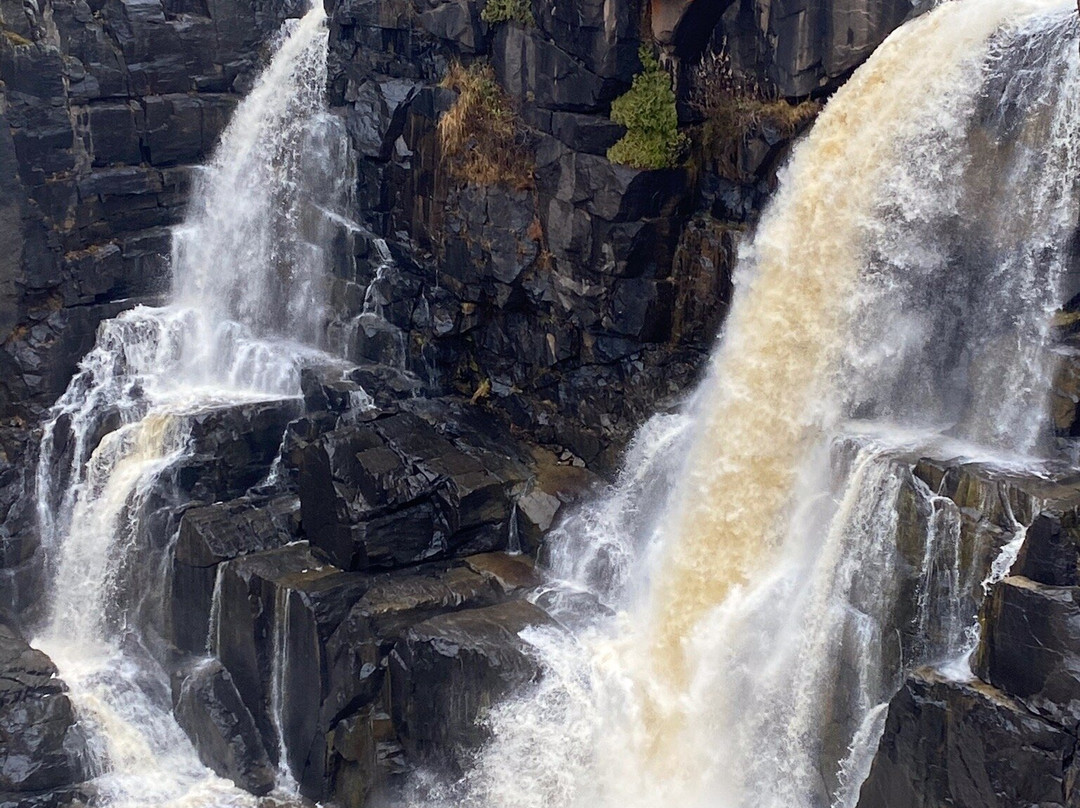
[404,2,1080,808]
[22,0,1080,804]
[31,4,344,805]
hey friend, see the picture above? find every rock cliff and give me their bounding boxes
[5,1,1079,807]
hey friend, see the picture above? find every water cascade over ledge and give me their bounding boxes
[30,4,344,805]
[403,2,1080,808]
[21,0,1080,806]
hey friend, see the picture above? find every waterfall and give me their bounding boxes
[406,2,1080,808]
[31,4,341,805]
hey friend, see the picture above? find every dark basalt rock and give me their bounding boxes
[0,624,89,798]
[0,785,92,808]
[493,25,609,114]
[213,544,359,762]
[675,0,916,97]
[175,399,302,501]
[389,599,554,771]
[170,495,300,654]
[1051,342,1080,437]
[212,542,371,796]
[1015,508,1080,587]
[973,575,1080,732]
[298,410,524,571]
[172,657,276,796]
[857,669,1078,808]
[333,563,501,652]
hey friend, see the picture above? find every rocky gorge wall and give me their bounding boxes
[5,1,1080,808]
[0,0,916,617]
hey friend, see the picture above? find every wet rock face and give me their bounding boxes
[676,0,916,97]
[170,494,300,654]
[857,670,1078,808]
[298,410,525,570]
[172,658,276,796]
[389,599,553,772]
[0,624,89,800]
[975,576,1080,733]
[858,477,1080,808]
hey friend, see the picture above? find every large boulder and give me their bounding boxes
[174,399,302,501]
[172,657,276,796]
[857,669,1078,808]
[389,599,554,771]
[211,543,369,796]
[0,624,89,800]
[1015,507,1080,586]
[299,411,525,571]
[170,495,300,654]
[973,575,1080,732]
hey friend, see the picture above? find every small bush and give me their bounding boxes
[481,0,534,25]
[606,47,686,171]
[439,62,534,189]
[607,49,686,170]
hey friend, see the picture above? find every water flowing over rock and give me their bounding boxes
[385,4,1080,808]
[2,0,1080,804]
[27,5,346,805]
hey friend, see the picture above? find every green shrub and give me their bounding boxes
[607,47,686,170]
[481,0,534,25]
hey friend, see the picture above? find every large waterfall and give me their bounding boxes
[404,2,1080,808]
[31,4,341,806]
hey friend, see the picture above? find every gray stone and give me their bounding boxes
[172,658,276,795]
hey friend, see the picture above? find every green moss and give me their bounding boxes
[481,0,534,26]
[607,47,686,171]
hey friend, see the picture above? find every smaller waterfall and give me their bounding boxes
[270,587,298,785]
[911,480,966,659]
[31,3,345,805]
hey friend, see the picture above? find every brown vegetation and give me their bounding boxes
[690,44,820,176]
[438,62,534,189]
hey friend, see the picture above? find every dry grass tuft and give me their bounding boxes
[2,27,32,47]
[690,44,820,177]
[439,62,534,190]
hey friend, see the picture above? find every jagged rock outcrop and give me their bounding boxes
[666,0,918,97]
[172,657,276,796]
[390,598,552,772]
[170,494,300,654]
[297,408,528,569]
[857,467,1080,808]
[974,576,1080,731]
[0,624,89,806]
[858,670,1079,808]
